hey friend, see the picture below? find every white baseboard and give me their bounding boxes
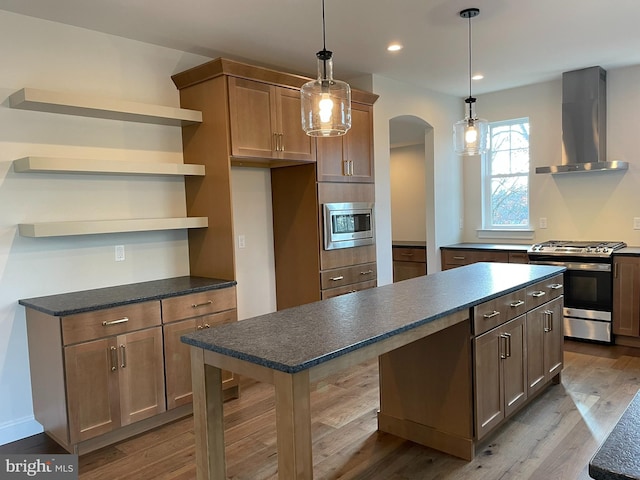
[0,416,43,446]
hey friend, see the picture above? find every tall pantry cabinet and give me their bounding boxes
[172,58,378,308]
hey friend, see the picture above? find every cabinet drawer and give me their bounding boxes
[321,280,377,300]
[473,289,528,335]
[62,301,161,345]
[392,247,426,263]
[442,249,509,267]
[320,263,376,290]
[526,274,564,310]
[161,286,236,323]
[508,252,529,264]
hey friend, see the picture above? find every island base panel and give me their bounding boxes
[378,320,474,460]
[377,413,475,461]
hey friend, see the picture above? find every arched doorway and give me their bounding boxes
[389,115,434,280]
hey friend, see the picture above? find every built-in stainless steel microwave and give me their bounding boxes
[323,202,374,250]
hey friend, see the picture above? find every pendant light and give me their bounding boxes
[453,7,489,156]
[301,0,351,137]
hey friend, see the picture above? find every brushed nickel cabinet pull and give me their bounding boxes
[360,270,373,275]
[543,310,553,332]
[330,276,344,281]
[531,291,546,298]
[102,317,129,326]
[504,332,512,357]
[192,300,213,308]
[499,335,507,359]
[349,160,354,176]
[110,346,117,371]
[120,344,126,368]
[279,133,285,151]
[453,256,466,260]
[510,300,525,308]
[204,323,211,329]
[549,283,563,290]
[483,310,500,319]
[273,132,278,151]
[343,160,349,176]
[197,325,204,330]
[401,253,415,257]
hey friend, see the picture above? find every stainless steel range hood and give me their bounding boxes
[535,66,628,174]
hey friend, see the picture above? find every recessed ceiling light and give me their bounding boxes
[472,74,484,80]
[387,43,403,52]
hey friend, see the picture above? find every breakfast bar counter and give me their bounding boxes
[181,262,566,479]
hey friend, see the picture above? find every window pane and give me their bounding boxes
[511,148,529,173]
[491,151,512,175]
[491,176,529,226]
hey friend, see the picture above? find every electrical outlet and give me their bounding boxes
[115,245,125,262]
[238,234,246,249]
[634,218,640,230]
[539,217,548,229]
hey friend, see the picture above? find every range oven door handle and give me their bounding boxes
[529,260,611,272]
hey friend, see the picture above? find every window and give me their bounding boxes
[482,118,530,229]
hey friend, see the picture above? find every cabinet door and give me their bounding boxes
[316,102,373,183]
[117,327,166,426]
[345,103,374,182]
[502,315,527,417]
[527,297,563,397]
[276,87,316,162]
[65,338,120,443]
[164,311,238,410]
[228,77,276,158]
[613,257,640,337]
[393,261,427,282]
[474,328,504,439]
[543,296,564,379]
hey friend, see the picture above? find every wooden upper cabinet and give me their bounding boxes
[228,77,315,162]
[317,102,374,183]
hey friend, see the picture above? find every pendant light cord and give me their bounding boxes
[322,0,327,51]
[468,14,472,102]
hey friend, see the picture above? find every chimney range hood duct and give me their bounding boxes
[535,66,628,174]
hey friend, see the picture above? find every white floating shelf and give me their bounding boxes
[18,217,208,238]
[13,157,205,176]
[9,88,202,126]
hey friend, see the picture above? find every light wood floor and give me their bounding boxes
[8,340,640,479]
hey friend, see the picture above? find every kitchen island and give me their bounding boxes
[181,262,565,479]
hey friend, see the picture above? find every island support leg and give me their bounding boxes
[274,370,313,479]
[191,347,226,480]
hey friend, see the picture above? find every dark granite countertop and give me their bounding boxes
[441,242,531,252]
[392,240,427,248]
[18,276,236,316]
[615,247,640,256]
[590,390,640,480]
[182,262,564,374]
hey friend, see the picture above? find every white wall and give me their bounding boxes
[390,144,427,241]
[231,167,277,320]
[465,65,640,245]
[369,75,462,279]
[0,11,211,445]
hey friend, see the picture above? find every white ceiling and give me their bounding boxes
[1,0,639,97]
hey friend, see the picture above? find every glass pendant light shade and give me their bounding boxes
[454,115,489,155]
[301,51,351,137]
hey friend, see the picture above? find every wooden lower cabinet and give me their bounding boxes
[378,277,564,460]
[613,256,640,339]
[526,296,563,396]
[24,283,238,454]
[392,245,427,282]
[163,310,238,409]
[474,315,527,440]
[65,327,166,444]
[441,246,529,270]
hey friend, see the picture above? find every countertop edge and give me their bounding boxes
[18,276,237,317]
[440,243,531,252]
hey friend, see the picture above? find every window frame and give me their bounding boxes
[481,117,531,231]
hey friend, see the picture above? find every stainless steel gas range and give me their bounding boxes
[528,240,627,343]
